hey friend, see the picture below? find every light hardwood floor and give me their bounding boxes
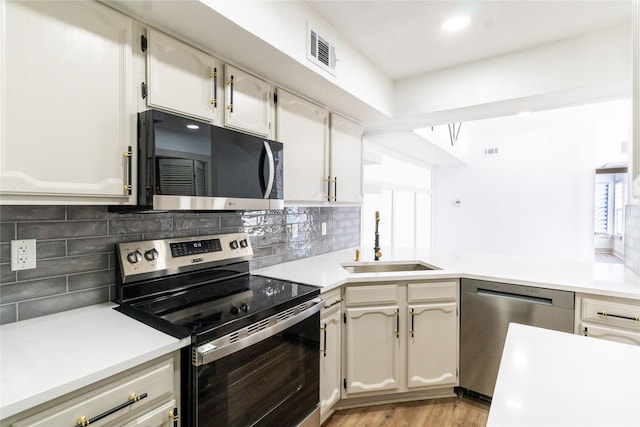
[323,396,489,427]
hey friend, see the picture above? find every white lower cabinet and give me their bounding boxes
[576,294,640,346]
[343,280,459,399]
[319,288,343,423]
[407,302,458,388]
[9,354,179,427]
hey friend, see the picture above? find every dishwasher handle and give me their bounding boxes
[477,288,553,306]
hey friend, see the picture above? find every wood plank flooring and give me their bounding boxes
[323,396,489,427]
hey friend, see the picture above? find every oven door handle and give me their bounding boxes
[196,297,325,366]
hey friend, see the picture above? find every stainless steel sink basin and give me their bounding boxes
[342,262,438,274]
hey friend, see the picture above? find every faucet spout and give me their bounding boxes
[374,211,382,261]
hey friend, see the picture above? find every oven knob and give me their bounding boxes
[240,302,249,312]
[229,240,239,250]
[126,250,142,264]
[239,239,249,248]
[144,248,159,261]
[230,305,240,315]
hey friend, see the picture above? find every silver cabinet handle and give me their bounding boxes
[262,141,275,198]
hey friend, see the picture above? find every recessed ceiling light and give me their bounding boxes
[441,15,471,32]
[517,111,531,117]
[186,124,200,130]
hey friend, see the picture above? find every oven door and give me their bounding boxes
[185,302,321,427]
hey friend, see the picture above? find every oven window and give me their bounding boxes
[193,312,319,427]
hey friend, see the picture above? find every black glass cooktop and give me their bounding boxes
[115,273,319,340]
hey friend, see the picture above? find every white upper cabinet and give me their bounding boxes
[145,29,222,124]
[224,65,273,138]
[276,90,330,202]
[1,0,135,204]
[330,114,364,204]
[276,91,363,204]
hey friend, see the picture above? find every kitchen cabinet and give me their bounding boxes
[576,294,640,346]
[9,353,179,427]
[319,288,343,423]
[145,28,222,124]
[276,90,363,204]
[343,280,458,398]
[276,90,330,202]
[344,284,401,395]
[329,113,364,204]
[407,282,458,389]
[0,0,135,204]
[224,65,273,138]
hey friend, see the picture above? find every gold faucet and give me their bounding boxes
[374,211,382,261]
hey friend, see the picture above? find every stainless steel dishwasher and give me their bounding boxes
[460,278,574,399]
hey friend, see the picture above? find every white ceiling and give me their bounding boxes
[306,0,631,81]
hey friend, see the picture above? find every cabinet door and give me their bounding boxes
[407,302,457,389]
[276,90,329,202]
[345,306,400,394]
[117,399,176,427]
[224,65,272,137]
[581,322,640,346]
[330,114,363,204]
[320,304,341,420]
[1,1,133,202]
[147,29,220,123]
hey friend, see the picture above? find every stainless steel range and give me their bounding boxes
[114,232,323,427]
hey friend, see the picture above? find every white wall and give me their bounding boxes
[395,24,630,123]
[431,101,627,262]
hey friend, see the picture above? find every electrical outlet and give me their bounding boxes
[11,239,37,271]
[291,223,298,239]
[321,222,327,236]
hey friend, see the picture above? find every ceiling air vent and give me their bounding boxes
[483,147,499,156]
[308,26,336,75]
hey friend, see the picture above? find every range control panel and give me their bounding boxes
[117,232,253,283]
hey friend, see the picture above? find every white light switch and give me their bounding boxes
[321,222,327,236]
[291,223,298,239]
[11,239,37,271]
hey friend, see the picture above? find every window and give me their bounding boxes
[613,178,627,236]
[594,181,609,235]
[362,155,431,249]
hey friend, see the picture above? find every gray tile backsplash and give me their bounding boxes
[0,205,360,324]
[625,204,640,275]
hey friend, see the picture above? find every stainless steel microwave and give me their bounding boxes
[138,110,284,210]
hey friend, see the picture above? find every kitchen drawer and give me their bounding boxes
[117,399,177,427]
[346,284,399,306]
[580,322,640,346]
[581,298,640,331]
[322,288,343,310]
[13,358,174,427]
[407,281,457,303]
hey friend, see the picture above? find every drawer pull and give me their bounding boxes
[324,298,342,309]
[597,311,640,322]
[74,392,148,426]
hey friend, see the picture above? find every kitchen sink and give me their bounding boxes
[341,262,439,274]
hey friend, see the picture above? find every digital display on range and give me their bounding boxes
[170,239,222,257]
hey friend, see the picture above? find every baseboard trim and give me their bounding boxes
[333,387,456,411]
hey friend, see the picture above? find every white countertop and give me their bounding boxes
[0,303,190,420]
[488,323,640,426]
[253,247,640,300]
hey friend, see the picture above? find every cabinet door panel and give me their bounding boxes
[581,322,640,346]
[320,305,341,419]
[147,29,218,123]
[330,114,363,203]
[1,1,133,200]
[407,303,457,389]
[345,306,400,394]
[224,65,272,137]
[118,399,176,427]
[276,90,329,202]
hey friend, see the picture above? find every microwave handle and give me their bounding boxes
[263,141,275,198]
